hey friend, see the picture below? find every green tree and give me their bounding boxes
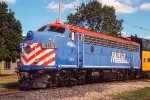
[67,0,123,37]
[130,34,138,40]
[130,34,141,43]
[0,2,22,62]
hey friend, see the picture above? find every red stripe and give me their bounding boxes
[23,43,41,55]
[22,43,40,54]
[30,50,55,65]
[29,43,41,54]
[42,57,55,66]
[22,49,45,63]
[44,24,139,46]
[23,43,34,50]
[38,50,55,62]
[20,60,23,65]
[30,63,36,66]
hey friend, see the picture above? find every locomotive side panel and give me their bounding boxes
[84,44,101,66]
[83,44,140,69]
[133,51,141,69]
[83,35,140,69]
[57,31,78,68]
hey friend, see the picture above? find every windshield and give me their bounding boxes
[38,26,65,34]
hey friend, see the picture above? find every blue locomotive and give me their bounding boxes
[18,22,141,89]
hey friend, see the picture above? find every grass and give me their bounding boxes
[109,87,150,100]
[0,75,18,89]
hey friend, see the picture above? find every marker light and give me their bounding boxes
[27,31,33,40]
[34,59,39,64]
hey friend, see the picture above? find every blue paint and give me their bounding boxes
[18,65,57,71]
[19,28,141,71]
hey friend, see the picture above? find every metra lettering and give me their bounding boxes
[111,52,129,64]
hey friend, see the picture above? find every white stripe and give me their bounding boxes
[23,43,37,50]
[30,43,38,48]
[27,49,54,65]
[37,53,55,65]
[134,67,140,69]
[22,43,39,58]
[21,56,26,65]
[83,65,131,68]
[61,65,77,68]
[23,46,41,59]
[46,54,55,65]
[60,65,139,69]
[48,61,55,65]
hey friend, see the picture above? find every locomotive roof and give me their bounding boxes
[38,23,139,46]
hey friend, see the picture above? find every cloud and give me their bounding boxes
[22,33,26,37]
[121,31,130,37]
[47,1,58,10]
[122,31,127,36]
[97,0,150,14]
[120,0,141,6]
[47,0,150,14]
[115,3,138,14]
[142,36,150,39]
[120,0,133,6]
[0,0,16,4]
[140,3,150,11]
[97,0,138,14]
[47,0,80,10]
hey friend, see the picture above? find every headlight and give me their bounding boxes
[25,45,31,53]
[27,31,33,40]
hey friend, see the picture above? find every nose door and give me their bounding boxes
[69,32,84,68]
[21,42,56,66]
[77,33,84,68]
[73,33,84,68]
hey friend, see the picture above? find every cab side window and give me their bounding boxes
[69,32,71,39]
[79,33,83,41]
[69,31,76,40]
[44,26,50,31]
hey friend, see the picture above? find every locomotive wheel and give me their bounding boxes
[19,74,49,89]
[69,78,78,86]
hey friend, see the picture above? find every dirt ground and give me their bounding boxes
[65,80,150,100]
[0,80,149,100]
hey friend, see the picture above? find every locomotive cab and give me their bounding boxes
[19,22,85,72]
[19,24,67,71]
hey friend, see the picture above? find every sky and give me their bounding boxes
[1,0,150,39]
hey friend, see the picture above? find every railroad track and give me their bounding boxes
[0,89,22,96]
[0,79,149,97]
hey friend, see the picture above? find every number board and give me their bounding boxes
[42,42,57,49]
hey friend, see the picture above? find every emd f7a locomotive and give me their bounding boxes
[18,22,141,89]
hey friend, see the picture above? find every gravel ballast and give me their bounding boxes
[0,80,149,100]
